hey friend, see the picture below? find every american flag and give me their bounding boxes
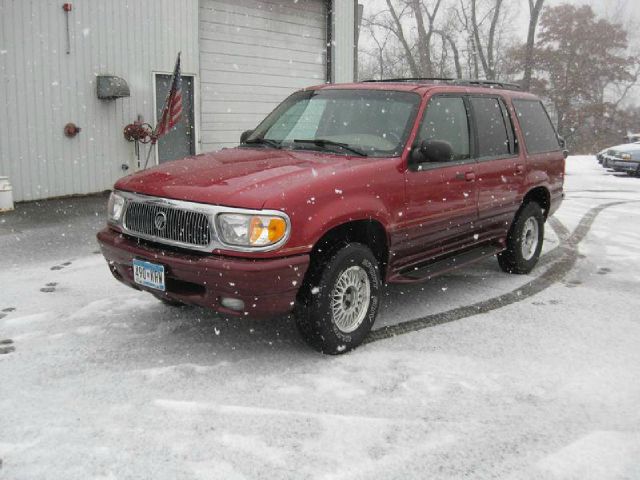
[154,52,183,139]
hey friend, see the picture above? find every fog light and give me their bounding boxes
[221,297,245,311]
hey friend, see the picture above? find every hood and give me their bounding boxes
[609,143,640,161]
[610,142,640,153]
[114,147,364,209]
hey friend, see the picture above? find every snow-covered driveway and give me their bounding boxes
[1,156,639,479]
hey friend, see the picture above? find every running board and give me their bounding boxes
[391,244,503,284]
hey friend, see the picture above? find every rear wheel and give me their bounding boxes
[498,202,544,274]
[295,243,381,355]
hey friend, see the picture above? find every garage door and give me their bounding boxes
[199,0,328,151]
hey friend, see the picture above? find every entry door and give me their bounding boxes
[401,96,478,267]
[198,0,327,151]
[155,74,196,163]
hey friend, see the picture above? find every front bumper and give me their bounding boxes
[602,155,615,167]
[97,228,309,318]
[610,159,640,173]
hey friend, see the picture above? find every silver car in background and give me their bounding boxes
[600,142,640,176]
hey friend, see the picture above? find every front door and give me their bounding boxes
[155,74,196,164]
[400,95,478,270]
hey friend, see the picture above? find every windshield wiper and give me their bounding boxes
[293,139,368,157]
[243,137,282,149]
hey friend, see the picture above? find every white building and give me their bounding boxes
[0,0,359,202]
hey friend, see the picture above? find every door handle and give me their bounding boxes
[455,171,476,181]
[515,164,525,174]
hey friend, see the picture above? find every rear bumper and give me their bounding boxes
[97,228,309,318]
[549,190,563,217]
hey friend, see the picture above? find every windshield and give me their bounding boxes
[245,89,421,157]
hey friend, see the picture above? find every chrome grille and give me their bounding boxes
[123,201,211,247]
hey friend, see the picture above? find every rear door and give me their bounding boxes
[400,95,478,267]
[469,96,523,241]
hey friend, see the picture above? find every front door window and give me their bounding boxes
[416,96,471,163]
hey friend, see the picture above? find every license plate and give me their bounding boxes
[133,259,165,291]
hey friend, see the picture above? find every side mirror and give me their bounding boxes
[410,140,453,168]
[240,129,254,144]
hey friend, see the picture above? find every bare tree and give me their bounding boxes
[361,14,394,79]
[454,3,480,78]
[433,30,463,78]
[361,0,511,81]
[521,0,545,91]
[469,0,503,80]
[383,0,421,76]
[380,0,446,77]
[411,0,445,76]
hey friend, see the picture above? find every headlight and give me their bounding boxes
[107,191,126,223]
[217,213,288,247]
[621,153,632,160]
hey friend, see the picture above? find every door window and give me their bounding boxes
[470,97,511,158]
[417,96,470,161]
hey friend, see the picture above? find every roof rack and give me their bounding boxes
[363,77,522,91]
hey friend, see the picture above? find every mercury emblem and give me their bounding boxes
[154,211,167,231]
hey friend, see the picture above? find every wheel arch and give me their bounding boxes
[523,186,551,219]
[308,219,390,279]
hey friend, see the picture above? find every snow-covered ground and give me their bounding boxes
[1,156,639,479]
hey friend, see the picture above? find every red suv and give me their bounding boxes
[98,79,565,354]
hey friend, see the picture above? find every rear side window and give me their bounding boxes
[513,100,560,154]
[470,97,511,158]
[418,96,470,161]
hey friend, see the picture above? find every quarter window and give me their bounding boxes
[513,100,561,154]
[418,96,470,161]
[470,97,511,158]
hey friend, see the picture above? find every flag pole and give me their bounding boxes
[143,141,156,170]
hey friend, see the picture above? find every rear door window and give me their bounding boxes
[470,97,511,158]
[513,99,560,154]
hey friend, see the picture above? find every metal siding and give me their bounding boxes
[199,0,327,152]
[0,0,199,202]
[331,0,356,83]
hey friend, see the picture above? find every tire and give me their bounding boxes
[295,243,381,355]
[497,202,544,274]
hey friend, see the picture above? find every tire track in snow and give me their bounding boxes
[365,201,633,344]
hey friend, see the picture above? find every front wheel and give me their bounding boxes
[295,243,381,355]
[497,202,544,274]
